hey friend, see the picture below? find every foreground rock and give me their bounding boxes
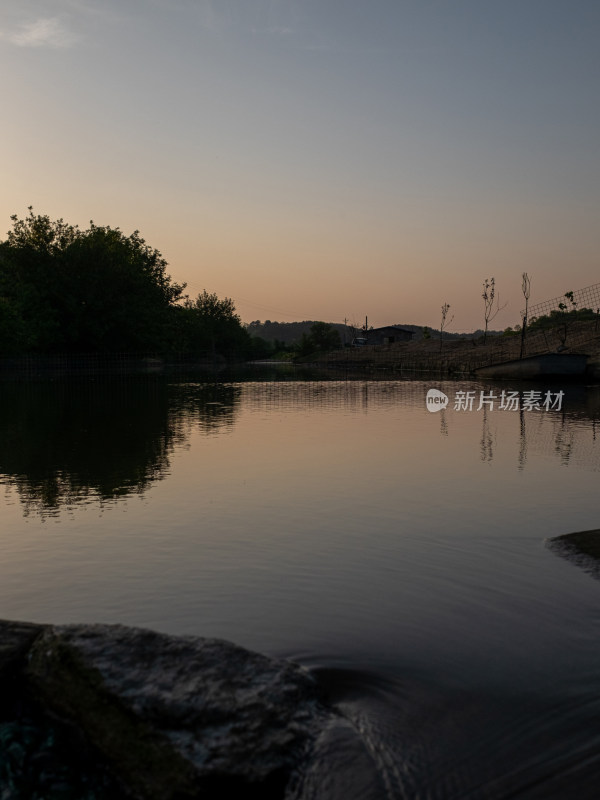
[0,620,336,799]
[0,619,41,681]
[547,528,600,580]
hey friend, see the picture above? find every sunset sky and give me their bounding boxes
[2,0,599,331]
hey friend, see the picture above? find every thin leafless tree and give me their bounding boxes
[482,277,507,343]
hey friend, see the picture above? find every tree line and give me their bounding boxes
[0,209,255,357]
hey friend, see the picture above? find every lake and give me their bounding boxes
[1,375,599,798]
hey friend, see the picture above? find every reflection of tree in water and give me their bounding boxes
[518,409,527,472]
[511,386,600,471]
[553,420,575,466]
[479,408,494,463]
[432,385,600,471]
[515,390,600,471]
[170,382,240,435]
[439,409,448,437]
[0,380,241,516]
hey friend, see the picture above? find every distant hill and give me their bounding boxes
[246,320,504,344]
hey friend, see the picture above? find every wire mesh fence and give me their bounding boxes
[313,319,600,376]
[525,283,600,320]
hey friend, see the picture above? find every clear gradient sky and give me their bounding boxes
[2,1,599,331]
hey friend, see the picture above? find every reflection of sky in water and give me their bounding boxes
[1,379,600,658]
[3,378,600,798]
[3,380,599,514]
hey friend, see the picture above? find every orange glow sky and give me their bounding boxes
[1,1,599,331]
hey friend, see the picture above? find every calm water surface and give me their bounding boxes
[1,377,599,798]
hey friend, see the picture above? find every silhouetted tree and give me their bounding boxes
[556,291,577,347]
[439,303,453,352]
[297,322,341,355]
[172,291,250,357]
[482,277,507,343]
[0,208,186,353]
[520,272,531,358]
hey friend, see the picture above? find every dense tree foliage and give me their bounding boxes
[171,291,251,357]
[297,322,342,356]
[0,209,251,357]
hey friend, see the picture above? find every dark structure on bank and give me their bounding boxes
[366,326,414,345]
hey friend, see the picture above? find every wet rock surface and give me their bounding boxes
[0,620,345,799]
[0,621,125,799]
[0,714,124,800]
[0,621,43,681]
[547,528,600,580]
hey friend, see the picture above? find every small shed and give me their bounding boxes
[366,326,414,345]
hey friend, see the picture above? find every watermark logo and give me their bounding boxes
[425,388,564,412]
[426,388,449,412]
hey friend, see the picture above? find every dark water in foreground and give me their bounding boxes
[1,377,599,798]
